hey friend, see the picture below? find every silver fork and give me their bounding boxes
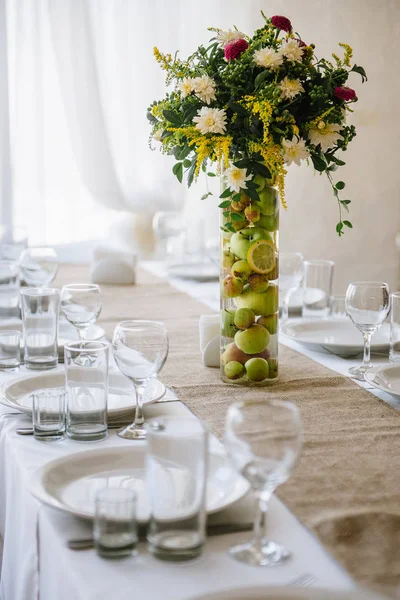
[290,573,317,588]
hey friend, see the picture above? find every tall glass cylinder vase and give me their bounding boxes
[220,175,279,386]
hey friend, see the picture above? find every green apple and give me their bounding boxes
[230,227,272,261]
[258,313,278,335]
[248,273,269,293]
[224,361,245,380]
[236,284,279,316]
[234,307,255,330]
[232,260,252,282]
[255,187,278,217]
[221,275,243,298]
[253,174,266,192]
[221,308,237,338]
[258,213,279,232]
[245,357,269,381]
[222,252,235,270]
[221,342,271,365]
[231,212,247,231]
[235,324,269,354]
[231,193,250,212]
[244,204,260,223]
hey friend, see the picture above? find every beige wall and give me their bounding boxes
[181,0,400,294]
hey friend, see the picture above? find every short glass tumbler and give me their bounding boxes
[390,292,400,363]
[0,260,20,319]
[146,417,208,561]
[64,341,108,442]
[32,388,65,441]
[0,330,21,371]
[20,288,60,370]
[94,488,138,559]
[302,260,334,318]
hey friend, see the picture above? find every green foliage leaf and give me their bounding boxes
[335,181,345,190]
[253,162,272,178]
[336,222,344,236]
[231,212,245,222]
[225,222,236,233]
[207,172,216,177]
[254,71,269,90]
[173,145,191,160]
[232,193,242,201]
[220,188,233,199]
[351,64,368,82]
[223,210,231,217]
[183,159,191,168]
[172,162,183,183]
[343,220,353,228]
[311,153,326,172]
[244,187,260,202]
[218,200,231,208]
[187,161,197,187]
[233,158,252,169]
[162,109,182,126]
[183,106,200,123]
[147,112,157,124]
[201,192,213,200]
[228,102,248,116]
[329,155,346,166]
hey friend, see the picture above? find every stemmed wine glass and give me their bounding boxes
[224,399,303,566]
[279,252,304,324]
[60,284,102,342]
[19,247,58,287]
[345,281,391,381]
[112,320,169,440]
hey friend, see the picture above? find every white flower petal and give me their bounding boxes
[282,136,310,166]
[253,47,283,70]
[193,107,227,135]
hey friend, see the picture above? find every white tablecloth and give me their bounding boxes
[1,261,395,600]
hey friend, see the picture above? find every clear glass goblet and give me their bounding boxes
[279,252,304,323]
[112,320,169,440]
[224,399,303,567]
[60,284,102,342]
[345,281,390,381]
[20,247,58,287]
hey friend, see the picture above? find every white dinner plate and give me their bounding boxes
[364,363,400,398]
[281,318,390,357]
[167,263,219,282]
[29,445,249,522]
[0,371,165,418]
[189,586,384,600]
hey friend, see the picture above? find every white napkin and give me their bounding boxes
[90,245,137,285]
[199,314,220,368]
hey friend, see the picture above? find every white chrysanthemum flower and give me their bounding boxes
[193,107,227,135]
[152,129,163,142]
[193,75,216,105]
[279,39,304,63]
[178,77,194,98]
[225,165,252,193]
[282,137,310,166]
[308,122,344,152]
[279,77,304,100]
[253,47,283,70]
[216,29,246,46]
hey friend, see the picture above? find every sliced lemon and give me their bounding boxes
[247,240,276,275]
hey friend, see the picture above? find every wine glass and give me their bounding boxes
[60,284,102,341]
[345,281,390,381]
[224,399,303,566]
[112,320,169,440]
[279,252,304,323]
[19,247,58,287]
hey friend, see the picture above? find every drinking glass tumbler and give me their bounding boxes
[0,260,20,319]
[20,288,60,370]
[329,295,347,319]
[279,252,304,323]
[64,340,109,442]
[94,488,138,559]
[19,247,58,287]
[0,330,21,371]
[302,260,334,318]
[146,417,208,561]
[0,226,27,261]
[389,292,400,362]
[32,388,65,441]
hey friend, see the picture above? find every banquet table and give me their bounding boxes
[0,263,399,600]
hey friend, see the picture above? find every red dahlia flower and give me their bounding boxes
[334,86,357,101]
[271,15,292,32]
[224,39,249,61]
[296,38,307,47]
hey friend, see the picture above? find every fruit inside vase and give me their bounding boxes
[220,179,279,385]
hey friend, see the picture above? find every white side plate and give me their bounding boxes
[281,318,390,357]
[167,263,219,282]
[0,371,165,418]
[29,446,249,522]
[364,363,400,398]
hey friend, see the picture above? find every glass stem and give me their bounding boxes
[362,331,372,368]
[78,328,87,347]
[253,491,271,548]
[134,385,145,427]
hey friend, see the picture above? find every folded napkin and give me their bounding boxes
[91,245,137,285]
[199,314,220,368]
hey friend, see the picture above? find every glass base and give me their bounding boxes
[67,427,107,442]
[117,423,147,440]
[148,531,203,562]
[348,364,372,381]
[34,432,65,442]
[25,359,58,370]
[229,538,290,567]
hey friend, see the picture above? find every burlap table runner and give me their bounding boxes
[56,265,400,597]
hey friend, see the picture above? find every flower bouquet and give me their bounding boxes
[148,11,366,385]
